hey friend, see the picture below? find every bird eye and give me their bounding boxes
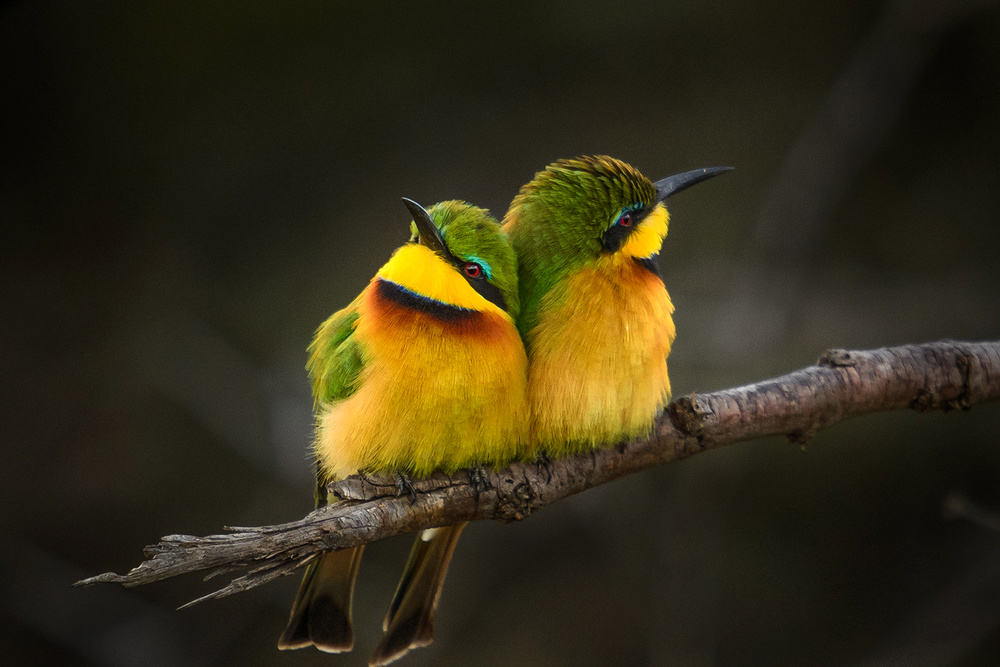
[464,262,482,278]
[618,212,632,227]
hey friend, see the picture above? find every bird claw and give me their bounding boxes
[395,473,418,504]
[466,465,491,500]
[535,452,553,484]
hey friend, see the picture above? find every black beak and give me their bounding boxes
[402,197,451,258]
[654,166,733,202]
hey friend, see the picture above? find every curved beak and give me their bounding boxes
[402,197,450,258]
[654,166,734,202]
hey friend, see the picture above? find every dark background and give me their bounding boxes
[3,1,1000,665]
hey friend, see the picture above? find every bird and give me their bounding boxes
[277,198,529,666]
[503,156,730,452]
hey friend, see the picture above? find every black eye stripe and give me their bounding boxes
[448,257,506,312]
[422,218,509,313]
[463,273,507,312]
[601,205,648,252]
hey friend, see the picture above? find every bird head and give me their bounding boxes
[398,198,521,321]
[504,155,731,332]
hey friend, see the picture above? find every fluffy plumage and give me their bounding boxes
[308,203,527,477]
[280,200,528,663]
[504,156,678,452]
[312,242,527,478]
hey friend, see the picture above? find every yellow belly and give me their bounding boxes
[527,253,675,452]
[314,280,529,479]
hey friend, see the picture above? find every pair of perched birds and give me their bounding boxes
[277,156,730,665]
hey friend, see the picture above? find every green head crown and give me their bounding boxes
[405,199,521,320]
[507,156,657,262]
[504,155,731,334]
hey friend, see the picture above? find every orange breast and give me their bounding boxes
[313,279,529,479]
[526,254,675,452]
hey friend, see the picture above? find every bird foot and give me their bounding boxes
[394,473,418,504]
[535,452,553,484]
[466,465,491,500]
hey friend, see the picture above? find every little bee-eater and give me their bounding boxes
[278,199,528,666]
[503,156,730,451]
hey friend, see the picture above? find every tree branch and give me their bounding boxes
[75,339,1000,607]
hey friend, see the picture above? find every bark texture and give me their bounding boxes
[75,339,1000,606]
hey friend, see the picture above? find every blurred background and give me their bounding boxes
[3,0,1000,665]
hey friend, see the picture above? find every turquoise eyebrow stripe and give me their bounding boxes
[613,202,645,225]
[464,254,493,281]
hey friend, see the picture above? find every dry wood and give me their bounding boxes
[75,339,1000,607]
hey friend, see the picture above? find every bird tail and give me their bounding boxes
[369,522,467,666]
[277,545,364,652]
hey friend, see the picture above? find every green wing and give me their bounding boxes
[306,293,366,409]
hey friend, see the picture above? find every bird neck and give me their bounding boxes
[507,203,669,337]
[375,244,510,321]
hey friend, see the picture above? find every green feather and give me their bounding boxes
[504,156,657,337]
[306,293,366,407]
[415,200,521,321]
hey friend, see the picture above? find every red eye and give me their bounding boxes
[464,262,482,278]
[619,212,632,227]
